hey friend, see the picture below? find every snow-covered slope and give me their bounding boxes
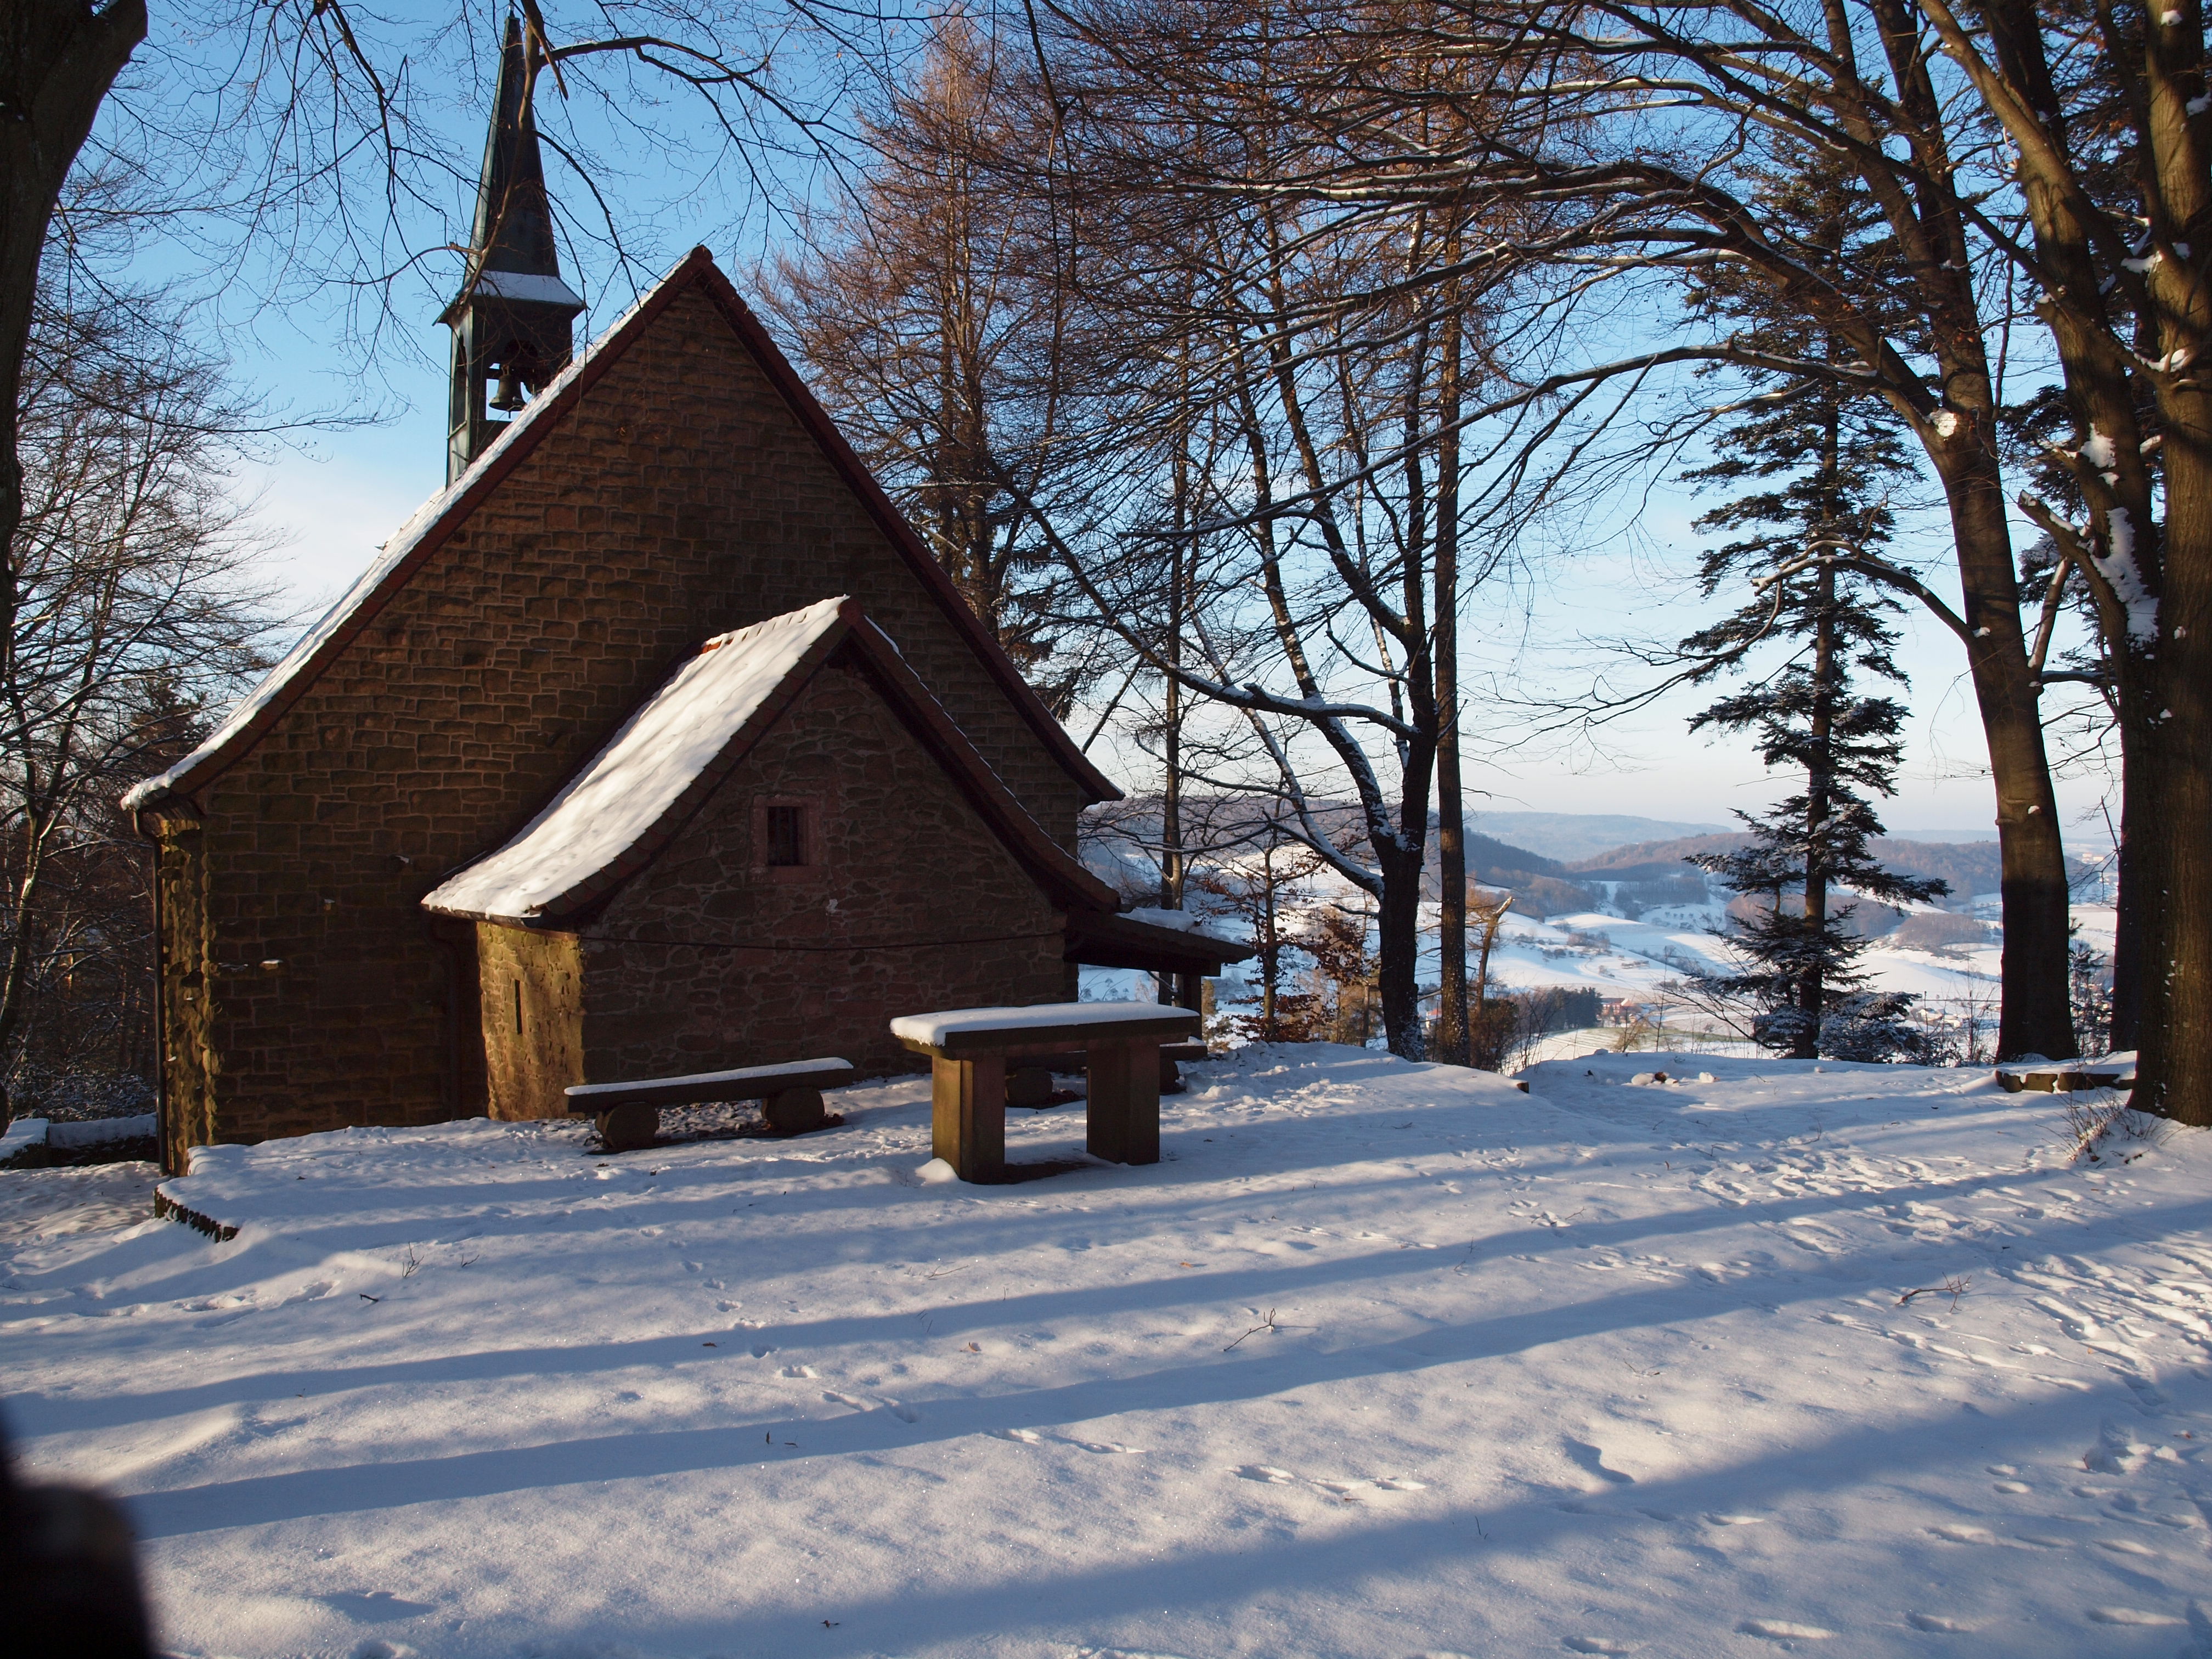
[5,1052,2208,1657]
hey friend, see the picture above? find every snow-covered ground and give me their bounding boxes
[7,1050,2210,1658]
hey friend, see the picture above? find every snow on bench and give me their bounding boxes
[890,1002,1201,1181]
[2,1113,159,1168]
[1,1117,48,1167]
[565,1058,856,1151]
[889,1001,1200,1054]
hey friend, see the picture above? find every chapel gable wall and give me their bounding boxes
[576,658,1066,1084]
[174,283,1077,1147]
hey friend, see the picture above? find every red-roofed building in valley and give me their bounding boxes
[123,34,1244,1171]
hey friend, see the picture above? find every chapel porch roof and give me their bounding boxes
[420,597,1118,928]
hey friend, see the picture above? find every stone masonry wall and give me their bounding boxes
[166,280,1084,1148]
[572,655,1066,1088]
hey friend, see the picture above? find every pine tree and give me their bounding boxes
[1678,148,1948,1061]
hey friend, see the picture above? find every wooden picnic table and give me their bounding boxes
[890,1001,1201,1183]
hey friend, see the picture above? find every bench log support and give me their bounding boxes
[932,1055,1007,1182]
[1084,1040,1161,1165]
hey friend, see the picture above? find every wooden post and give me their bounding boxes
[1086,1040,1161,1165]
[932,1054,1005,1182]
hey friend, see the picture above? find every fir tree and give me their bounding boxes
[1678,148,1948,1061]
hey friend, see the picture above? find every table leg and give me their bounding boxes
[933,1054,1006,1182]
[1085,1041,1161,1165]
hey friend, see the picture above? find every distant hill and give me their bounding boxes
[1568,833,2069,902]
[1467,811,1730,864]
[1570,834,1748,883]
[1460,831,1597,918]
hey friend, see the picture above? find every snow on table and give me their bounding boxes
[7,1050,2211,1659]
[890,1000,1199,1049]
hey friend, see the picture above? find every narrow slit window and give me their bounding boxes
[513,979,523,1035]
[766,804,808,868]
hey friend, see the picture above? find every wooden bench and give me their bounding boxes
[566,1057,857,1152]
[890,1002,1201,1182]
[1995,1064,2132,1094]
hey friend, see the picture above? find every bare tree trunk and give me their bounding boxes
[1796,560,1836,1061]
[1159,433,1187,917]
[1927,0,2212,1111]
[1931,452,2078,1060]
[0,0,148,1126]
[1432,306,1470,1065]
[1,0,144,567]
[2138,431,2212,1117]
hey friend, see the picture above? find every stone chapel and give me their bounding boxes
[124,24,1242,1173]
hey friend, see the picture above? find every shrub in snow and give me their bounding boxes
[1817,991,1933,1063]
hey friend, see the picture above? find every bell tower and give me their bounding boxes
[441,16,586,483]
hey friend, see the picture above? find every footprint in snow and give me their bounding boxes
[2096,1538,2158,1556]
[780,1364,815,1379]
[991,1427,1136,1451]
[1562,1640,1635,1655]
[1905,1613,1976,1633]
[2085,1609,2184,1626]
[1562,1438,1635,1485]
[1736,1618,1834,1640]
[1705,1513,1767,1527]
[1927,1524,1995,1543]
[1234,1465,1299,1484]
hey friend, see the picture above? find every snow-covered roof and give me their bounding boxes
[422,599,849,923]
[423,599,1117,927]
[1064,907,1256,970]
[1120,905,1242,943]
[122,257,667,815]
[122,247,1118,815]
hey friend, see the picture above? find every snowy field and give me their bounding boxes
[5,1048,2211,1658]
[1184,890,2023,1035]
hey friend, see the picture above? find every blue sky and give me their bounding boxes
[233,365,2110,845]
[154,5,2115,850]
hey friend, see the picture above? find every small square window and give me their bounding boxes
[765,803,808,868]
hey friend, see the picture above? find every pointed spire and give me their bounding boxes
[441,15,586,483]
[469,15,563,283]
